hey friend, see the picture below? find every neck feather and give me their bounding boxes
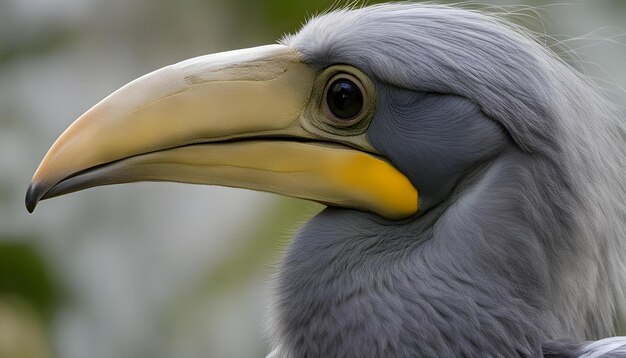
[268,150,603,356]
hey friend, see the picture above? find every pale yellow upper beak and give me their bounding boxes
[26,44,418,220]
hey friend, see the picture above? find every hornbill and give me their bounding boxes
[25,4,626,357]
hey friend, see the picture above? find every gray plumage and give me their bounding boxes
[579,338,626,358]
[266,3,626,357]
[543,338,626,357]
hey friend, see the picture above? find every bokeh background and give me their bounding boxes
[1,0,625,357]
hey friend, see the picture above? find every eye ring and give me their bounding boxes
[322,73,367,127]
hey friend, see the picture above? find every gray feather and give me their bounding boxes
[579,337,626,357]
[543,337,626,357]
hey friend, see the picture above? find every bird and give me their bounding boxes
[24,3,626,357]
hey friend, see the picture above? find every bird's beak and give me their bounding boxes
[26,45,417,219]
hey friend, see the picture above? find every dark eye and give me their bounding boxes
[323,75,365,126]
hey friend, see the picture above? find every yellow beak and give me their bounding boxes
[26,45,418,219]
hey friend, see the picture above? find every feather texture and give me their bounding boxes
[268,3,625,356]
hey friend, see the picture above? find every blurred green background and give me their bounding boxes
[1,0,625,357]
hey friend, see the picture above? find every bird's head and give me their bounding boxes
[25,5,522,218]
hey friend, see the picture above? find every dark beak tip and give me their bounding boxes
[25,182,43,213]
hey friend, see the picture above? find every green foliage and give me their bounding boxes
[0,27,76,66]
[229,0,387,38]
[0,242,58,320]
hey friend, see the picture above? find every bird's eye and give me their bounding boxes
[323,74,366,126]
